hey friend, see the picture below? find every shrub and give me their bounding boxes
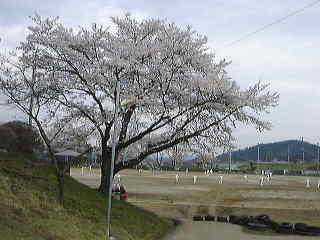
[0,121,43,153]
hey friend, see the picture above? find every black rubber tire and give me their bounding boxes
[256,214,270,222]
[229,215,240,224]
[305,226,320,234]
[295,223,320,235]
[276,222,294,234]
[265,220,279,230]
[295,230,319,236]
[295,223,308,232]
[295,223,314,235]
[204,215,215,221]
[238,216,250,225]
[217,216,228,223]
[193,216,204,221]
[246,222,269,231]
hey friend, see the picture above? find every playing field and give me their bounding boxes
[72,168,320,239]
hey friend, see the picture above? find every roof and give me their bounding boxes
[54,150,81,157]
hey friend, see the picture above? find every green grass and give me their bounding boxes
[0,152,174,240]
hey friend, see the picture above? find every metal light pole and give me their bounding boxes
[257,143,260,173]
[317,142,319,175]
[106,80,121,239]
[302,137,305,172]
[228,150,232,173]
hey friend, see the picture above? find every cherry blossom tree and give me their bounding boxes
[165,143,188,170]
[0,46,91,203]
[0,14,279,193]
[0,49,71,203]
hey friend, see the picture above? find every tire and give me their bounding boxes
[294,223,314,236]
[264,220,279,230]
[237,216,250,225]
[295,223,320,235]
[193,216,204,221]
[246,222,269,231]
[204,215,215,221]
[305,226,320,234]
[295,223,308,232]
[276,222,294,234]
[256,214,270,222]
[295,230,319,236]
[217,216,228,223]
[229,215,240,224]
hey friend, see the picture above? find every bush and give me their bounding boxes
[0,121,43,153]
[0,125,16,151]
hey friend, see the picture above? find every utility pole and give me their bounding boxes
[302,137,305,172]
[317,142,319,175]
[257,143,260,173]
[106,79,120,239]
[228,150,232,173]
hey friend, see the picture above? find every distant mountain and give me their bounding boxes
[217,140,319,163]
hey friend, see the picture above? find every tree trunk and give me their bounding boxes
[98,155,107,193]
[98,144,114,194]
[56,169,64,205]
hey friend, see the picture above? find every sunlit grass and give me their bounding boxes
[74,168,320,227]
[0,152,174,240]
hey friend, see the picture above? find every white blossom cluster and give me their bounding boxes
[0,14,279,167]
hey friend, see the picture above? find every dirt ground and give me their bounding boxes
[72,168,320,239]
[164,222,320,240]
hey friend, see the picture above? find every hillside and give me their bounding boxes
[218,140,319,163]
[0,152,174,240]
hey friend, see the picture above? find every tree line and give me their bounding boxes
[218,140,319,162]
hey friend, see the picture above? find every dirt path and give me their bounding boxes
[72,169,320,239]
[164,222,320,240]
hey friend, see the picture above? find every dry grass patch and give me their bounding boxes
[0,153,174,240]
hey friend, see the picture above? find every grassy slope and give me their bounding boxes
[0,152,174,240]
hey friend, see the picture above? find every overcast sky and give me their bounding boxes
[0,0,319,149]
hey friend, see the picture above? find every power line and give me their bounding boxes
[218,0,320,50]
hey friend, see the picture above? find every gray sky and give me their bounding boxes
[0,0,319,149]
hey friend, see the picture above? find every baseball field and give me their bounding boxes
[72,168,320,239]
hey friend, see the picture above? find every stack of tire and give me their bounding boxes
[192,215,216,221]
[294,223,320,236]
[276,222,295,234]
[216,216,229,222]
[192,215,230,222]
[192,216,205,221]
[204,216,216,221]
[192,214,320,236]
[229,215,272,231]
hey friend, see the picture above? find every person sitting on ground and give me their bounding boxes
[112,183,121,193]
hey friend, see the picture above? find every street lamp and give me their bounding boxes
[317,142,319,175]
[302,137,305,171]
[106,79,121,239]
[257,142,260,173]
[228,150,232,173]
